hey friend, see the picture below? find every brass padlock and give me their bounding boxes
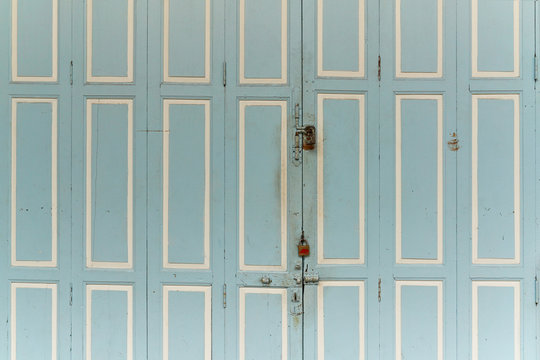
[298,233,310,257]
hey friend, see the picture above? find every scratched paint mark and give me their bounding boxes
[448,132,460,151]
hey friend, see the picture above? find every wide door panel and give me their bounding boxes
[456,0,536,358]
[379,0,457,358]
[301,0,380,359]
[147,0,225,359]
[70,0,148,358]
[224,0,303,359]
[0,0,72,358]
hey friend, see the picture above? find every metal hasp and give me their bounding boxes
[303,273,319,284]
[294,103,316,161]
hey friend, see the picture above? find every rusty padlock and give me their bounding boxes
[302,125,316,150]
[298,233,310,257]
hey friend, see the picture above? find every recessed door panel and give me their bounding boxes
[11,99,57,266]
[86,0,134,82]
[472,0,519,77]
[11,0,58,81]
[396,0,442,77]
[85,99,133,268]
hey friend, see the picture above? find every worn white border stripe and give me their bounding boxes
[163,0,210,83]
[86,0,134,82]
[11,98,58,267]
[471,94,520,264]
[317,94,365,265]
[86,284,133,360]
[239,287,287,360]
[239,0,287,84]
[317,281,365,360]
[86,99,133,269]
[162,99,210,269]
[395,280,443,360]
[163,285,212,360]
[396,0,443,78]
[317,0,365,78]
[239,101,287,272]
[395,94,443,264]
[11,0,58,82]
[11,282,57,360]
[472,281,520,360]
[471,0,520,77]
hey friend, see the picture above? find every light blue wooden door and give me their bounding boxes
[70,0,148,358]
[223,1,303,359]
[0,0,72,358]
[456,0,536,359]
[301,0,380,359]
[146,0,226,359]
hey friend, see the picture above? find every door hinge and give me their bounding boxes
[378,278,381,302]
[223,284,227,308]
[69,61,73,86]
[535,276,539,306]
[223,62,227,87]
[534,55,538,82]
[69,284,73,306]
[377,55,381,81]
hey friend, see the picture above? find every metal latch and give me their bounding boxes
[294,104,316,161]
[303,273,319,284]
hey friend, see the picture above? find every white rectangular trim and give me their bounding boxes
[11,98,58,268]
[395,0,443,78]
[239,101,287,272]
[239,287,288,360]
[163,0,211,83]
[317,0,365,78]
[86,0,134,82]
[395,280,443,360]
[239,0,287,84]
[471,94,520,264]
[472,281,521,360]
[86,284,133,360]
[471,0,520,78]
[162,99,211,269]
[86,99,133,269]
[317,94,365,265]
[11,0,58,82]
[11,282,58,360]
[317,281,365,360]
[162,285,212,360]
[395,94,444,264]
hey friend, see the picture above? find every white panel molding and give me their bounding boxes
[239,0,288,84]
[395,94,443,264]
[471,94,520,264]
[86,99,133,269]
[317,281,365,360]
[11,98,58,268]
[395,0,443,78]
[395,280,443,360]
[11,0,58,82]
[86,0,134,82]
[239,101,287,272]
[11,282,58,360]
[163,0,211,83]
[471,0,520,77]
[162,285,212,360]
[162,99,211,269]
[472,281,521,360]
[317,94,365,265]
[86,284,134,360]
[239,287,288,360]
[317,0,365,78]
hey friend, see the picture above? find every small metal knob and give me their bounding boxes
[261,276,272,285]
